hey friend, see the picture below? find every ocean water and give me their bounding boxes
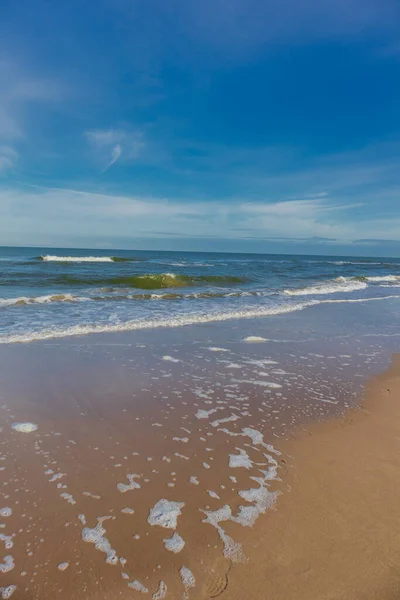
[1,246,400,343]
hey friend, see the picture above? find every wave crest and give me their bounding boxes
[283,277,367,296]
[38,255,140,263]
[0,294,81,307]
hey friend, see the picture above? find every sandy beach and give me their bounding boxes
[225,354,400,600]
[0,312,399,599]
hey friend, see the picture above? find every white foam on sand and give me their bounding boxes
[60,493,76,505]
[147,500,184,529]
[81,517,118,565]
[163,532,185,553]
[202,506,245,563]
[241,427,281,455]
[180,566,196,595]
[210,414,240,428]
[235,483,279,528]
[0,508,12,518]
[232,379,282,389]
[0,534,13,550]
[117,474,141,493]
[121,508,135,514]
[229,449,253,470]
[189,476,199,486]
[152,581,167,599]
[0,556,14,574]
[0,586,16,599]
[195,408,217,419]
[128,580,149,593]
[11,422,37,433]
[207,490,220,499]
[57,562,69,571]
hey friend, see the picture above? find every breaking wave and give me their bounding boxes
[1,294,399,344]
[0,294,83,307]
[283,277,367,296]
[38,255,140,263]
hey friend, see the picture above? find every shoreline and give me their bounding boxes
[0,322,399,599]
[224,353,400,600]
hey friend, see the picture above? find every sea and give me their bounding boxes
[1,246,400,344]
[1,247,400,598]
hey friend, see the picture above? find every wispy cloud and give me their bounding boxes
[0,146,18,174]
[1,185,399,247]
[85,127,145,170]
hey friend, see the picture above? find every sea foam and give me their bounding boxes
[147,500,184,529]
[40,255,115,262]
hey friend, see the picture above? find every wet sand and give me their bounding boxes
[0,321,399,599]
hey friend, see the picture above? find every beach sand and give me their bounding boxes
[0,329,399,599]
[226,354,400,600]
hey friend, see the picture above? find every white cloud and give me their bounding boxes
[107,144,122,169]
[1,186,399,246]
[85,127,145,170]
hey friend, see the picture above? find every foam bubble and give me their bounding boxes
[0,556,14,574]
[232,379,282,389]
[11,422,37,433]
[0,534,13,550]
[147,499,184,529]
[241,427,281,455]
[207,347,230,352]
[128,580,149,593]
[163,532,185,553]
[152,581,167,599]
[117,474,141,493]
[121,508,135,514]
[180,566,195,593]
[207,490,220,499]
[229,449,253,470]
[202,506,245,562]
[195,409,217,420]
[189,476,199,486]
[60,493,76,505]
[0,586,16,599]
[0,508,12,518]
[81,517,118,565]
[211,414,240,428]
[57,562,69,571]
[162,356,181,363]
[40,255,115,262]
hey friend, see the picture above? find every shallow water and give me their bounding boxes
[1,247,400,343]
[1,292,400,598]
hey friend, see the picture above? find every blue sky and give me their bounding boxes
[1,0,400,255]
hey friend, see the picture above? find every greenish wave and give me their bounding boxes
[55,273,247,289]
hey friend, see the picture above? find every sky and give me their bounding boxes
[1,0,400,256]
